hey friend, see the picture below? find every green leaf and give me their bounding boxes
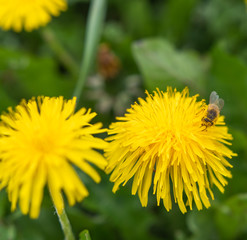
[0,223,17,240]
[202,0,247,54]
[79,230,92,240]
[78,175,158,240]
[0,191,10,218]
[159,0,199,44]
[132,38,206,92]
[230,128,247,156]
[187,209,219,240]
[215,194,247,240]
[0,87,17,112]
[14,204,64,240]
[115,0,154,37]
[0,47,74,100]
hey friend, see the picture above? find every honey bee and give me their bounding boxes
[201,91,224,129]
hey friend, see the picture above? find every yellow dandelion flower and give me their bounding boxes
[0,0,67,32]
[105,87,237,213]
[0,96,107,218]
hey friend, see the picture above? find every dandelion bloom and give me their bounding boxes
[0,97,107,218]
[105,87,237,213]
[0,0,67,32]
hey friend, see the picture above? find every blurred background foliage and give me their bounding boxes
[0,0,247,239]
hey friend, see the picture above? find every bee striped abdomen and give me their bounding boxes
[201,91,224,130]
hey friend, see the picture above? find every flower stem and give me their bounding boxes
[55,208,75,240]
[80,230,92,240]
[72,0,107,101]
[41,27,79,78]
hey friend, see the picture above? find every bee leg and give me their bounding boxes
[200,125,207,131]
[197,107,205,116]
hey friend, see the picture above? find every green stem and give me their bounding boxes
[80,230,92,240]
[72,0,107,101]
[55,208,75,240]
[41,27,79,78]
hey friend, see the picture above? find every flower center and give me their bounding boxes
[32,133,56,154]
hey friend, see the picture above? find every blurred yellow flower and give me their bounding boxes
[105,87,237,213]
[0,96,107,218]
[0,0,67,32]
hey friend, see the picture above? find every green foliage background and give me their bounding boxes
[0,0,247,239]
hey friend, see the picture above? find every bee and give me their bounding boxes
[201,91,224,129]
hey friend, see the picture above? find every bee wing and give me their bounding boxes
[217,98,224,110]
[209,91,224,110]
[209,91,219,104]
